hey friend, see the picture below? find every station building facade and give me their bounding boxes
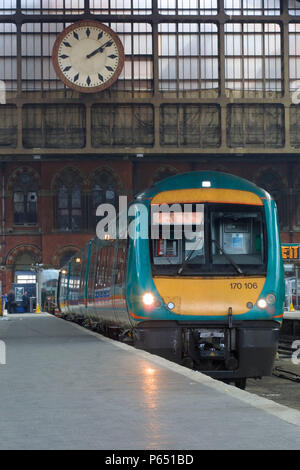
[1,0,300,292]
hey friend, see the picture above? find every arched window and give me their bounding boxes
[14,251,37,284]
[54,169,83,231]
[90,171,118,230]
[59,250,77,268]
[13,171,37,225]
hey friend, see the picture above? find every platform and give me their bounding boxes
[0,313,300,450]
[284,310,300,320]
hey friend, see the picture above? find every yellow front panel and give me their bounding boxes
[151,188,264,206]
[153,277,266,316]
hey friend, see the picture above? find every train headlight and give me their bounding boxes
[266,293,276,304]
[257,298,267,309]
[143,292,155,306]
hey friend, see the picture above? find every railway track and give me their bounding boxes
[247,334,300,411]
[273,366,300,382]
[273,334,300,382]
[278,338,295,356]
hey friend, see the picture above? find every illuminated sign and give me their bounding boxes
[281,244,300,260]
[152,212,204,225]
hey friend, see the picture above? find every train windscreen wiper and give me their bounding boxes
[177,236,204,275]
[177,237,243,276]
[211,239,243,275]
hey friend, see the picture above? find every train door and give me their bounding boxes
[78,245,89,316]
[57,271,61,312]
[87,240,98,317]
[68,258,81,315]
[64,262,71,314]
[94,241,115,323]
[112,238,128,327]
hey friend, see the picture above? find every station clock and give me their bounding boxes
[52,20,125,93]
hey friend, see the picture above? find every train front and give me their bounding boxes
[128,172,284,386]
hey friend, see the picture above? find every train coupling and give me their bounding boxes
[198,329,226,359]
[191,327,238,369]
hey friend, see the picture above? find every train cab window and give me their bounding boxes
[151,203,266,276]
[151,205,204,270]
[210,209,265,269]
[152,237,182,265]
[183,228,205,266]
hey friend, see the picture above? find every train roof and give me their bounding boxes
[40,269,60,283]
[137,171,271,201]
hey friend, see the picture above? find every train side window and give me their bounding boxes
[115,242,127,285]
[95,247,104,290]
[95,249,102,289]
[96,244,115,290]
[101,247,108,288]
[69,260,81,302]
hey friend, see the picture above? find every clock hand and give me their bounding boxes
[86,40,113,59]
[86,45,103,59]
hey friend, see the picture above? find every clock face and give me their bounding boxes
[52,21,125,93]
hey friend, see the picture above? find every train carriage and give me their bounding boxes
[58,171,285,388]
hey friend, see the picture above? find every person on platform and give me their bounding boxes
[7,290,16,314]
[2,293,7,313]
[22,291,30,313]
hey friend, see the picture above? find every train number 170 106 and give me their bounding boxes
[230,282,258,290]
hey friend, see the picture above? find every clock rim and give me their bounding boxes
[52,20,125,94]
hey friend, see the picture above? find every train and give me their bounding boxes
[38,269,60,314]
[57,171,285,389]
